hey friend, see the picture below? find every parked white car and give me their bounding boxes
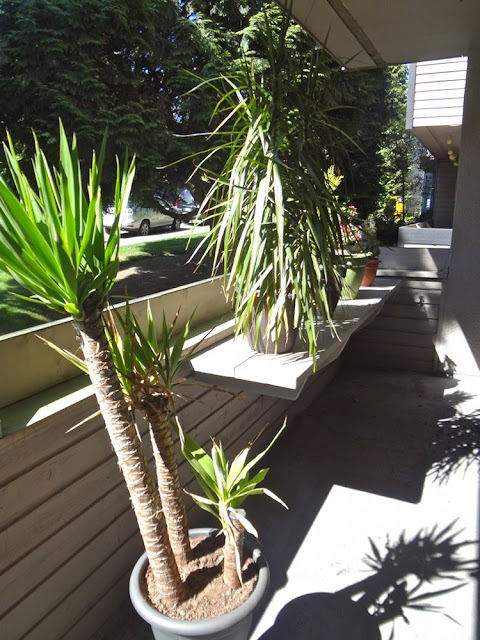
[103,195,183,236]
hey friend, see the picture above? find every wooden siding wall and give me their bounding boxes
[412,57,467,128]
[345,277,443,374]
[432,162,457,228]
[0,361,340,640]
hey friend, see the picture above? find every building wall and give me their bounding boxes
[409,57,467,128]
[437,48,480,377]
[432,162,457,228]
[0,361,340,640]
[346,277,443,373]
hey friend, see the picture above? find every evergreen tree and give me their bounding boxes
[0,0,416,213]
[375,66,421,218]
[0,0,192,200]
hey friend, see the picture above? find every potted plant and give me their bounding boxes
[0,124,286,639]
[360,214,381,287]
[335,203,369,300]
[130,424,287,639]
[188,9,350,362]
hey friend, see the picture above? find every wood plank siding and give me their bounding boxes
[345,278,443,374]
[344,245,447,374]
[0,360,340,640]
[412,57,467,128]
[406,57,466,169]
[432,162,457,228]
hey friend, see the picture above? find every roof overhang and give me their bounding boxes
[282,0,480,70]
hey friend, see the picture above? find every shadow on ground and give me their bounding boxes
[257,520,476,639]
[248,366,477,639]
[93,366,478,640]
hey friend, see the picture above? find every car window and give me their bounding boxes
[177,188,195,204]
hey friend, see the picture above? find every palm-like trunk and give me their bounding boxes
[223,511,245,589]
[143,400,192,566]
[74,305,186,604]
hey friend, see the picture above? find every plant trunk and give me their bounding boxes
[223,511,245,589]
[74,305,185,604]
[143,401,192,567]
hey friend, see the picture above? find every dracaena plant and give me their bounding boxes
[181,420,287,589]
[183,7,353,362]
[0,123,187,605]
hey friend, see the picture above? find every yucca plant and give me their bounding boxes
[0,124,186,604]
[47,302,198,568]
[185,8,351,362]
[103,304,198,567]
[182,421,287,589]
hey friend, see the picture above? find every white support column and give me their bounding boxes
[436,49,480,377]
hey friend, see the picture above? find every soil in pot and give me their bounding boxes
[144,534,258,621]
[130,528,269,640]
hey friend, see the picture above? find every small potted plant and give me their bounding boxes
[360,214,381,287]
[130,423,287,640]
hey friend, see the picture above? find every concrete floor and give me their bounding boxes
[93,366,479,640]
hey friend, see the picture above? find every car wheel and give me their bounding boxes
[139,220,150,236]
[171,218,178,231]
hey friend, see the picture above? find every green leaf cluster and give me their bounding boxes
[0,122,135,320]
[0,0,191,201]
[181,420,287,540]
[104,303,197,411]
[186,9,351,359]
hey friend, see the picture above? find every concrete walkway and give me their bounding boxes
[93,367,479,640]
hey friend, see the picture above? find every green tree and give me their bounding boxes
[375,66,421,218]
[0,0,192,201]
[0,0,417,217]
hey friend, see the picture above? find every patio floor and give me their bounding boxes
[92,366,479,640]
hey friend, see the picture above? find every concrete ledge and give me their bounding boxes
[190,282,400,400]
[379,246,450,275]
[398,226,452,248]
[0,277,229,409]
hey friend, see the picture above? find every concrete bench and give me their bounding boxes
[190,281,400,400]
[398,226,452,248]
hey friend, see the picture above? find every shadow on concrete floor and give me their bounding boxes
[93,366,479,640]
[248,366,478,639]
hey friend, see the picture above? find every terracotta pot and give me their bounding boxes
[361,258,381,287]
[340,254,369,300]
[129,528,270,640]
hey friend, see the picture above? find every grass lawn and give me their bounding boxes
[0,229,208,337]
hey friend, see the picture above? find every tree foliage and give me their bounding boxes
[0,0,414,212]
[0,0,192,200]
